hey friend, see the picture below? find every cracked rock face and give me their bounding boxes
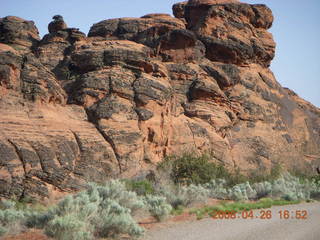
[0,0,319,200]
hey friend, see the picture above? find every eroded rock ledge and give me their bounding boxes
[0,0,319,200]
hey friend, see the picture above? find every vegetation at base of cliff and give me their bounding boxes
[0,181,171,239]
[157,153,283,187]
[124,179,155,196]
[1,154,320,239]
[143,195,172,222]
[290,168,320,185]
[157,153,230,185]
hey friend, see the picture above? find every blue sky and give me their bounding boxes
[1,0,319,107]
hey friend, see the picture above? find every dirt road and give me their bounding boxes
[144,202,320,240]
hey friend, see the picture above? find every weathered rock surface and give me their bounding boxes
[0,0,319,200]
[0,16,40,51]
[184,0,275,66]
[48,15,68,34]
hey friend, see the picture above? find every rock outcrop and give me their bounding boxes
[0,1,319,200]
[48,15,68,34]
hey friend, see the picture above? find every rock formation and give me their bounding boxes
[48,15,67,33]
[0,0,319,200]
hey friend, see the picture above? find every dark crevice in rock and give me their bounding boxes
[70,130,83,152]
[69,130,83,171]
[186,119,199,151]
[85,109,122,174]
[29,145,46,174]
[7,139,26,175]
[96,126,122,174]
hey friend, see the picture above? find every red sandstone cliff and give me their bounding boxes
[0,0,319,200]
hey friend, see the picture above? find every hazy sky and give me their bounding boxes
[1,0,319,107]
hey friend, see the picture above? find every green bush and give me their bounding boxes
[144,195,172,221]
[125,179,155,196]
[247,163,282,184]
[227,167,249,186]
[159,153,230,185]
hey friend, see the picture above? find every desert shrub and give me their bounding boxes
[0,199,16,209]
[156,186,182,209]
[89,180,145,214]
[289,168,320,182]
[179,184,209,206]
[269,163,283,180]
[144,195,172,221]
[225,172,320,201]
[159,153,230,185]
[158,184,209,208]
[204,179,229,199]
[28,180,145,239]
[125,179,155,196]
[272,178,297,200]
[269,173,319,201]
[40,193,98,239]
[95,199,144,238]
[0,200,28,236]
[0,208,25,224]
[311,175,320,185]
[248,164,282,184]
[271,175,296,200]
[252,181,272,198]
[45,214,91,240]
[227,167,249,186]
[157,153,283,187]
[241,182,257,199]
[227,182,257,201]
[228,185,248,201]
[25,209,53,229]
[310,177,320,199]
[224,172,320,202]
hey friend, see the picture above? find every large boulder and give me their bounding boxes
[88,16,185,48]
[184,1,275,66]
[0,16,40,51]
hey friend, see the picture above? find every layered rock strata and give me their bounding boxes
[0,1,319,200]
